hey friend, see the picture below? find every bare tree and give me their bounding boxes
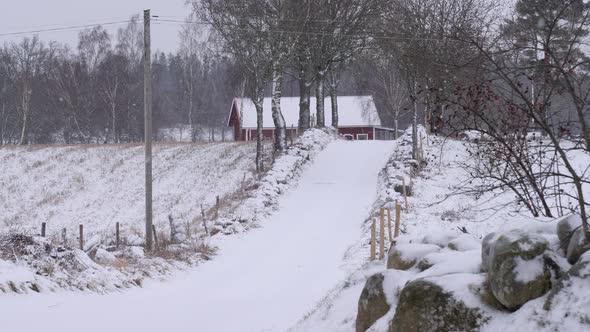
[356,57,410,138]
[200,0,275,171]
[10,37,48,145]
[450,0,590,239]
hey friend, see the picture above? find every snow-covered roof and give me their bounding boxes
[233,96,381,128]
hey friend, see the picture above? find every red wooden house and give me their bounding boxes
[227,96,396,141]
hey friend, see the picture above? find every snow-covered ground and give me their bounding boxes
[0,142,259,240]
[293,129,590,332]
[0,139,395,332]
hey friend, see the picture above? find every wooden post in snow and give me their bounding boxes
[41,222,46,237]
[201,204,209,236]
[379,211,385,260]
[144,9,154,252]
[402,177,409,210]
[387,208,392,242]
[395,202,401,238]
[116,222,120,249]
[62,228,67,246]
[215,196,220,219]
[370,219,376,261]
[152,224,158,249]
[79,224,84,250]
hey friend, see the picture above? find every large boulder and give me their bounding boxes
[566,227,590,264]
[485,230,554,310]
[389,277,488,332]
[557,215,582,253]
[387,242,440,270]
[356,273,390,332]
[481,232,496,272]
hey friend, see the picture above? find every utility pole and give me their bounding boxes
[144,9,153,252]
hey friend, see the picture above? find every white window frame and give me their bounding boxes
[357,133,369,140]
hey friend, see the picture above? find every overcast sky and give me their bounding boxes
[0,0,189,53]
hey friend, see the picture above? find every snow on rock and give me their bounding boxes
[415,249,482,278]
[386,242,440,270]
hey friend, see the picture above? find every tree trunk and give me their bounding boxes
[330,87,338,129]
[412,82,418,160]
[253,91,264,173]
[19,86,31,145]
[316,74,325,128]
[271,67,287,152]
[189,63,196,143]
[298,75,311,133]
[394,116,399,140]
[111,102,117,143]
[299,78,311,134]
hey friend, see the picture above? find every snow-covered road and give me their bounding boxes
[0,140,394,332]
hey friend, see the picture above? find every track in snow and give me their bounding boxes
[0,140,394,332]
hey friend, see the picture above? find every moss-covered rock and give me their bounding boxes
[481,232,496,272]
[485,230,554,311]
[386,242,440,271]
[566,227,590,264]
[557,215,582,253]
[389,279,487,332]
[356,273,390,332]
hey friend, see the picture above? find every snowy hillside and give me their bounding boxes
[0,142,260,240]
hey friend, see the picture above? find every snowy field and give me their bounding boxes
[0,142,260,241]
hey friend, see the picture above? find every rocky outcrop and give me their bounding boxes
[484,230,554,310]
[389,279,487,332]
[387,243,440,270]
[566,227,590,264]
[557,215,581,253]
[356,273,390,332]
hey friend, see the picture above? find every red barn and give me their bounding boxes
[227,96,396,141]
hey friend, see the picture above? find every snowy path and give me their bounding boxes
[0,140,394,332]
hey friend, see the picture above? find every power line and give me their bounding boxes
[154,18,463,43]
[0,20,134,39]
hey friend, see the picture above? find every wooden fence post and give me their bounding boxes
[379,212,385,260]
[41,222,46,237]
[402,177,409,210]
[62,228,67,246]
[201,204,209,236]
[79,224,84,250]
[215,196,220,219]
[387,208,392,242]
[395,202,401,238]
[370,219,376,261]
[152,224,159,249]
[116,222,120,249]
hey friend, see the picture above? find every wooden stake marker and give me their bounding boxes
[402,177,409,210]
[79,224,84,251]
[370,219,376,261]
[395,203,401,238]
[387,208,392,242]
[62,228,67,246]
[152,225,159,249]
[379,211,385,260]
[215,196,220,219]
[116,222,120,249]
[41,222,46,237]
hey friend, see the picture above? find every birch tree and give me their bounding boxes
[200,0,275,171]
